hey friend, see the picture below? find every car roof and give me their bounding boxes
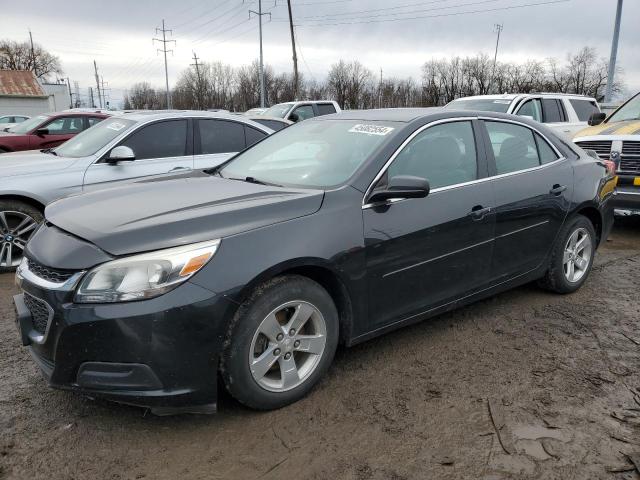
[313,107,447,122]
[111,110,274,133]
[454,93,596,101]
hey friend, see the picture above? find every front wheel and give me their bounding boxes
[221,275,339,410]
[538,215,596,294]
[0,201,43,272]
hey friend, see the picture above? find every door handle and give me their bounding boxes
[549,184,567,195]
[468,205,491,221]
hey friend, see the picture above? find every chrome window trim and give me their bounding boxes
[362,116,566,210]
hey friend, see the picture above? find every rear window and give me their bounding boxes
[317,103,337,116]
[569,99,599,122]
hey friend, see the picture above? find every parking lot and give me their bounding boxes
[0,217,637,479]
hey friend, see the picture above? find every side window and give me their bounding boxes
[120,120,187,160]
[198,120,246,154]
[44,116,84,134]
[516,99,542,122]
[542,99,564,123]
[317,103,337,116]
[485,121,540,174]
[245,126,267,148]
[535,133,560,164]
[291,105,314,122]
[0,117,11,124]
[569,99,599,122]
[387,121,477,189]
[87,117,104,128]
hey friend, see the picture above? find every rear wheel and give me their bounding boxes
[538,215,596,294]
[0,201,43,272]
[221,275,339,410]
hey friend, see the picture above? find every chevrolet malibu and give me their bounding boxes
[14,109,614,414]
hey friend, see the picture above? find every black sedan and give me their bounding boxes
[13,108,614,413]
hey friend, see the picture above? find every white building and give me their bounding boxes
[0,70,71,116]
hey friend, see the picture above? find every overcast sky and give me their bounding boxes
[1,0,637,107]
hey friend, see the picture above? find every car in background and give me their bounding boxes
[263,100,341,123]
[0,112,109,153]
[0,111,273,270]
[574,91,640,213]
[13,108,613,414]
[0,114,29,131]
[244,108,267,116]
[248,116,293,132]
[445,93,600,138]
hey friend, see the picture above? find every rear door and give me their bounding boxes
[193,119,264,170]
[480,118,573,283]
[83,119,193,188]
[364,119,495,327]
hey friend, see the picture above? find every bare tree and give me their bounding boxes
[0,39,63,80]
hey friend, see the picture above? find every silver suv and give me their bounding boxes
[0,110,273,270]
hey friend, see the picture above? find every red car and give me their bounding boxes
[0,111,109,153]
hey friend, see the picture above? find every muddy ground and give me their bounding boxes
[1,218,640,480]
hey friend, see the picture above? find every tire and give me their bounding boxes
[221,275,339,410]
[538,215,596,294]
[0,200,44,273]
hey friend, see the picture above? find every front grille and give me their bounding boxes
[27,258,76,284]
[23,293,52,335]
[619,141,640,173]
[575,141,612,159]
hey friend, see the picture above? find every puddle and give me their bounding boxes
[511,425,569,442]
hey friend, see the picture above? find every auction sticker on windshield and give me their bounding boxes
[106,122,127,131]
[349,124,395,136]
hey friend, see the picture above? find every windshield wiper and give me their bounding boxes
[40,148,57,156]
[225,176,282,187]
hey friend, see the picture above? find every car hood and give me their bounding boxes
[45,173,325,256]
[574,119,640,139]
[0,150,78,177]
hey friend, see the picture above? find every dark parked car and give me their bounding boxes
[14,108,614,414]
[0,111,108,153]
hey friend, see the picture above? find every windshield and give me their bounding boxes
[7,115,49,134]
[263,103,294,119]
[607,93,640,123]
[220,120,398,188]
[54,118,136,158]
[445,98,512,113]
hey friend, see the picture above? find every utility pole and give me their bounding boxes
[249,1,270,108]
[286,0,299,100]
[154,19,176,109]
[489,23,503,93]
[101,77,111,110]
[93,60,103,108]
[74,81,80,108]
[66,77,73,108]
[28,29,37,77]
[605,0,623,103]
[191,51,203,110]
[89,87,95,108]
[378,68,383,108]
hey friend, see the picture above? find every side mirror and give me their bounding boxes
[289,112,300,123]
[107,145,135,163]
[34,128,49,136]
[588,112,606,126]
[367,175,430,204]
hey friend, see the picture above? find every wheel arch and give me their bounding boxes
[0,194,46,213]
[571,203,603,246]
[233,258,355,345]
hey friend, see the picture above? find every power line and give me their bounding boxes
[283,0,570,27]
[153,19,176,109]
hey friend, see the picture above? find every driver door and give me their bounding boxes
[363,120,495,328]
[83,119,193,189]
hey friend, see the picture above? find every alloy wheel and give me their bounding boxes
[563,227,592,283]
[249,300,327,392]
[0,211,39,268]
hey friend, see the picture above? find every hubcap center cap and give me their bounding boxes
[4,234,13,242]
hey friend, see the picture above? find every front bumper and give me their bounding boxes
[613,175,640,213]
[14,271,235,414]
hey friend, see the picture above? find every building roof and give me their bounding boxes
[0,70,46,97]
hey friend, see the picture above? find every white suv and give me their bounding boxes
[262,100,341,123]
[446,93,601,139]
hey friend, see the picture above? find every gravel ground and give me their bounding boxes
[1,218,640,480]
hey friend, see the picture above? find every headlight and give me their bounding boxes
[75,239,220,303]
